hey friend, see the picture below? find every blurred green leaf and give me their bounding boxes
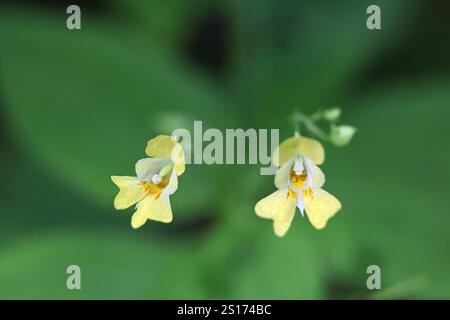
[111,0,209,48]
[0,1,449,300]
[229,0,419,128]
[0,229,205,299]
[326,79,450,297]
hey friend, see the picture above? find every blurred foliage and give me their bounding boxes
[0,0,449,299]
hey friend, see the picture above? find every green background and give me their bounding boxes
[0,0,449,299]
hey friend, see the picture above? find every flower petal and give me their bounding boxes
[255,189,297,237]
[135,158,168,180]
[111,176,147,210]
[274,158,294,189]
[299,137,325,165]
[272,136,301,167]
[149,195,173,223]
[131,203,148,229]
[272,136,324,167]
[171,142,185,176]
[303,157,325,188]
[304,188,341,230]
[164,169,178,195]
[145,135,176,158]
[135,194,173,223]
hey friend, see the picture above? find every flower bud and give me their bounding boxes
[329,125,357,146]
[323,108,341,122]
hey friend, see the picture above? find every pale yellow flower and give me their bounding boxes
[111,135,185,229]
[255,135,341,237]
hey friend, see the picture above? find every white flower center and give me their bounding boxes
[293,157,304,175]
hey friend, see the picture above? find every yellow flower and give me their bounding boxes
[111,135,185,229]
[255,135,341,237]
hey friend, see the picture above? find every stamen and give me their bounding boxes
[287,188,297,199]
[302,187,314,199]
[140,174,170,198]
[288,169,308,199]
[290,170,307,189]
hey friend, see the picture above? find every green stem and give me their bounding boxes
[289,111,301,134]
[291,110,328,141]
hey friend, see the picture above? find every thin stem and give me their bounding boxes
[289,110,301,134]
[291,110,328,141]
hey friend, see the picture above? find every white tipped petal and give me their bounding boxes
[274,159,294,189]
[135,158,167,180]
[304,157,325,188]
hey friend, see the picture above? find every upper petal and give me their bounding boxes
[111,176,147,210]
[255,188,297,237]
[272,135,325,167]
[272,136,301,167]
[299,137,325,165]
[145,135,176,158]
[304,188,341,230]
